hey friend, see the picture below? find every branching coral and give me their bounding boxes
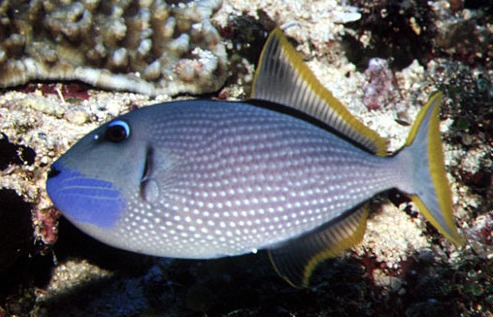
[0,0,227,96]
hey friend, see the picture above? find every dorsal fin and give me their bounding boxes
[268,204,369,288]
[251,28,386,156]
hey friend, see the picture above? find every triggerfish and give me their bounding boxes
[46,28,464,287]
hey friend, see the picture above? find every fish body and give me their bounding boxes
[49,100,404,257]
[46,28,464,287]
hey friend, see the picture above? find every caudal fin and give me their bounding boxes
[398,92,465,246]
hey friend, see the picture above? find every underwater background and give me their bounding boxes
[0,0,492,316]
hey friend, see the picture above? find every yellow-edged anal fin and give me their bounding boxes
[405,92,465,246]
[268,205,369,288]
[250,28,386,156]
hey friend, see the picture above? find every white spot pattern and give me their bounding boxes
[107,101,405,259]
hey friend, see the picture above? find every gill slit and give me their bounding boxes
[141,146,153,183]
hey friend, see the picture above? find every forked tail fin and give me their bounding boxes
[397,92,465,246]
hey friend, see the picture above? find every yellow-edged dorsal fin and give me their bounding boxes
[268,204,369,288]
[251,28,386,156]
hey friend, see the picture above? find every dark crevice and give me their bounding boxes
[0,132,36,170]
[0,189,33,273]
[343,0,435,71]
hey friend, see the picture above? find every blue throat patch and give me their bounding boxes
[46,163,126,228]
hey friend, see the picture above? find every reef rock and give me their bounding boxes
[0,0,227,96]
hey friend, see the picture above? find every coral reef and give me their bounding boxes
[433,0,493,68]
[363,58,397,111]
[0,0,227,96]
[0,0,492,316]
[342,0,436,70]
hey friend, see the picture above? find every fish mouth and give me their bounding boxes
[47,164,61,179]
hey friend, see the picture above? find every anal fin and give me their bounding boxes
[268,205,369,288]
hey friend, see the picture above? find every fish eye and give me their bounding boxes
[105,120,130,143]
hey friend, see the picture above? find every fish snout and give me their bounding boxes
[47,164,61,179]
[46,160,127,228]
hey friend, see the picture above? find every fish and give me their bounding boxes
[46,28,464,287]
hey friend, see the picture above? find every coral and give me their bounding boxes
[0,133,36,272]
[0,0,227,96]
[363,58,397,111]
[433,0,493,67]
[362,57,418,124]
[34,207,60,246]
[1,0,493,315]
[342,0,435,70]
[357,202,429,269]
[0,132,35,169]
[213,0,362,58]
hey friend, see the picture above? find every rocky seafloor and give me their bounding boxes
[1,0,492,316]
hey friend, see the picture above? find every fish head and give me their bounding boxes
[46,111,151,231]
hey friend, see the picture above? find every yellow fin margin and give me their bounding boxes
[406,92,465,246]
[251,28,387,156]
[268,205,369,288]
